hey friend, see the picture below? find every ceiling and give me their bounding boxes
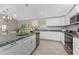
[0,4,74,20]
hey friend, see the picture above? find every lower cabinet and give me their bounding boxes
[73,37,79,55]
[60,32,65,45]
[22,35,36,55]
[0,40,22,55]
[22,37,31,55]
[40,31,61,41]
[0,34,36,55]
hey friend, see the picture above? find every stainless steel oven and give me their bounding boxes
[65,32,73,55]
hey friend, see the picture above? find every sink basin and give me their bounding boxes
[17,33,29,36]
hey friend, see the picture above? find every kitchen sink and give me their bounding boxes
[17,33,29,36]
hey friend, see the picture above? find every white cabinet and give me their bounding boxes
[60,32,65,45]
[65,8,75,25]
[46,17,65,26]
[0,34,36,55]
[0,40,22,55]
[65,5,78,25]
[74,5,79,13]
[65,14,70,25]
[69,7,76,17]
[30,35,36,51]
[23,35,36,55]
[40,31,65,44]
[73,37,79,55]
[22,37,32,55]
[40,31,61,41]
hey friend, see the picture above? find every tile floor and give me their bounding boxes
[33,39,68,55]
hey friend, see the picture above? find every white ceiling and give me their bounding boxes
[0,4,74,20]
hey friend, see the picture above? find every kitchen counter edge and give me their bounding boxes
[0,32,36,47]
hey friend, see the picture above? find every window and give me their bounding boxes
[1,25,7,31]
[38,20,46,27]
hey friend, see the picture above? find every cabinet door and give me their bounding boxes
[30,35,36,51]
[60,32,65,45]
[40,31,61,41]
[73,37,79,55]
[23,35,36,55]
[74,5,79,13]
[16,40,22,55]
[0,40,22,55]
[65,7,76,25]
[40,31,50,39]
[23,37,32,55]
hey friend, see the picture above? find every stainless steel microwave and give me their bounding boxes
[70,14,79,24]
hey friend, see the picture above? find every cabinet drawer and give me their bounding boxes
[73,37,79,55]
[23,39,32,46]
[23,45,32,55]
[22,35,36,55]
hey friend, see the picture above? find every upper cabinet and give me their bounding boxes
[65,11,71,25]
[46,17,66,26]
[65,5,79,25]
[74,5,79,13]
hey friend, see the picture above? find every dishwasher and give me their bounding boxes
[64,31,73,55]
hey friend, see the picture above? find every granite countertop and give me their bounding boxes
[37,28,79,39]
[65,32,79,39]
[37,28,63,32]
[0,32,35,47]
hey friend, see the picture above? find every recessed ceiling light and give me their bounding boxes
[2,16,6,19]
[7,16,10,19]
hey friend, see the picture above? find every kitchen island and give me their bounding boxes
[0,32,37,55]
